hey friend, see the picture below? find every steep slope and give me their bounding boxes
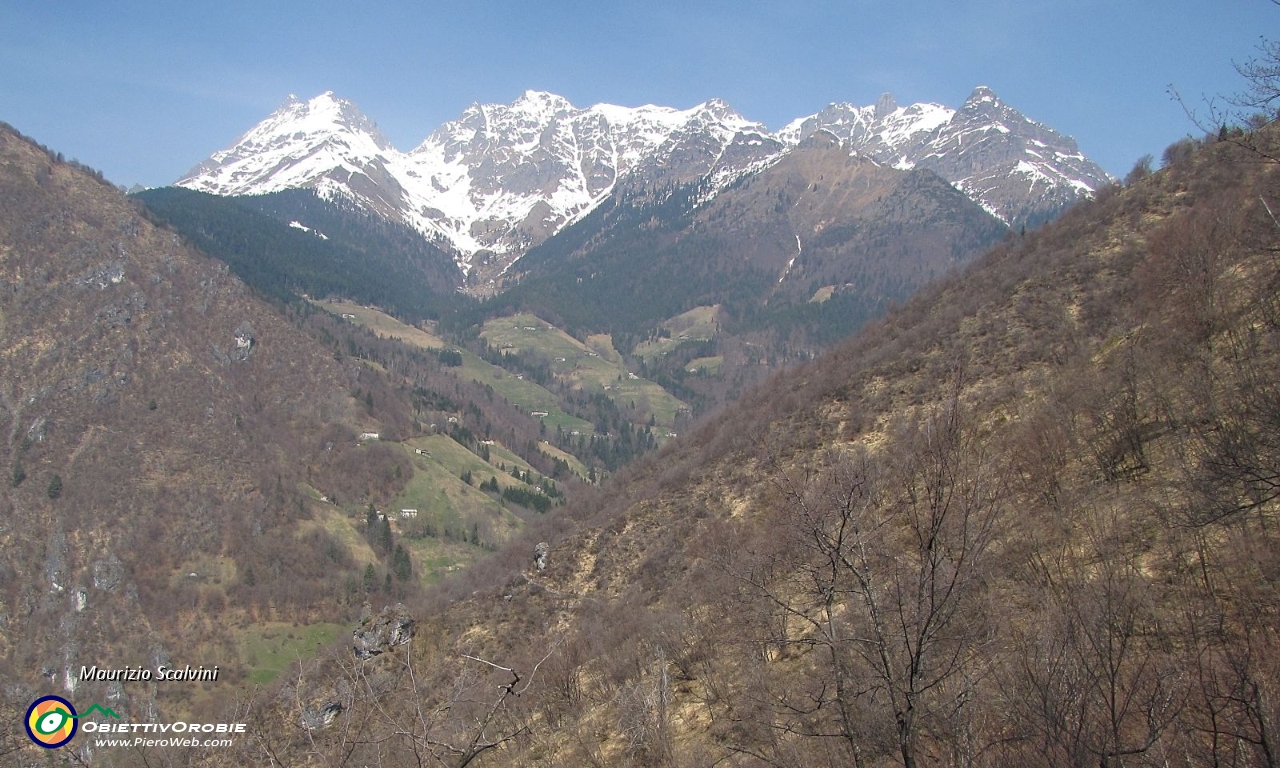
[0,123,416,728]
[175,92,404,215]
[134,186,467,316]
[220,130,1280,768]
[402,92,782,279]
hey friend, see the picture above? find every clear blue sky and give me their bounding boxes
[2,1,1273,187]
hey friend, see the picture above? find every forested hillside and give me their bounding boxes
[0,122,432,734]
[135,187,466,320]
[190,124,1280,768]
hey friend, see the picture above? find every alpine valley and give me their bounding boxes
[142,87,1108,423]
[5,105,1276,766]
[0,78,1167,767]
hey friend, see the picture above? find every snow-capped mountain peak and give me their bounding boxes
[512,89,575,116]
[176,91,393,202]
[176,87,1111,284]
[780,86,1111,224]
[966,85,999,106]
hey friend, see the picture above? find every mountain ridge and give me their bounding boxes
[176,88,1111,283]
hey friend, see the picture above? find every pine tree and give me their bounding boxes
[380,517,393,555]
[392,545,412,581]
[46,473,62,499]
[365,507,379,548]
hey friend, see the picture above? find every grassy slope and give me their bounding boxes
[315,299,597,434]
[632,305,720,360]
[313,298,445,349]
[482,312,687,427]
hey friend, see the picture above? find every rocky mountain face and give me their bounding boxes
[499,130,1008,342]
[781,86,1113,226]
[176,88,1109,286]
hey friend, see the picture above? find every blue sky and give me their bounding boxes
[2,1,1273,186]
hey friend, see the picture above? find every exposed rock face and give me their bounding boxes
[875,92,898,119]
[916,87,1108,227]
[534,542,549,571]
[297,689,345,731]
[780,86,1112,227]
[177,91,780,284]
[301,701,343,731]
[352,603,415,660]
[92,555,124,592]
[232,321,256,362]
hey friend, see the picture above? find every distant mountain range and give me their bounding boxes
[175,88,1112,285]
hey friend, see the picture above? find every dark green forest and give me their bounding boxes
[134,187,471,321]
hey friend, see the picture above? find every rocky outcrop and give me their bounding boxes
[232,321,256,362]
[300,701,344,731]
[92,555,124,592]
[352,603,415,660]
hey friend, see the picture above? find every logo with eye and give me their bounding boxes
[25,695,78,748]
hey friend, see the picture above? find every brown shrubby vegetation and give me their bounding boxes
[0,122,427,747]
[202,122,1280,768]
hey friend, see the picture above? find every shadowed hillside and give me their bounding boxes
[201,126,1280,768]
[134,186,467,319]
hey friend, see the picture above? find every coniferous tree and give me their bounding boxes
[392,545,412,581]
[46,473,62,499]
[380,517,393,555]
[365,507,379,548]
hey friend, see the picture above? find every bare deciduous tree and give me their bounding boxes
[1010,509,1184,768]
[728,396,1005,767]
